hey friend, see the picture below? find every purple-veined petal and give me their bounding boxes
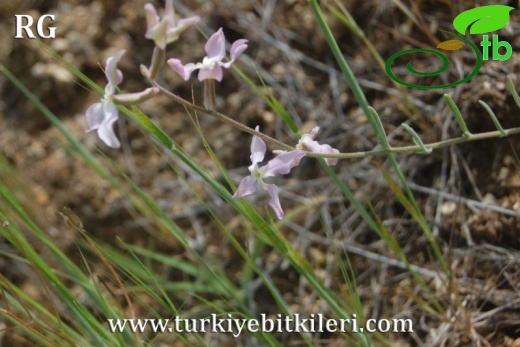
[105,49,125,87]
[204,28,226,61]
[144,3,159,37]
[232,175,258,199]
[250,126,266,165]
[167,59,197,80]
[221,39,248,68]
[198,64,223,82]
[264,150,305,178]
[265,183,284,219]
[85,102,104,131]
[97,101,120,148]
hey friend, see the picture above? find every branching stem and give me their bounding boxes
[150,79,520,160]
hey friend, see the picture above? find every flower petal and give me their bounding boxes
[264,150,305,177]
[105,49,126,87]
[204,28,226,61]
[144,3,160,36]
[297,127,319,149]
[198,64,223,82]
[166,16,200,43]
[176,16,201,29]
[145,0,197,48]
[97,101,120,148]
[221,39,248,68]
[324,151,339,166]
[85,102,104,131]
[167,59,197,80]
[232,175,257,199]
[149,19,169,50]
[164,0,174,26]
[264,183,284,219]
[309,126,319,139]
[272,149,286,156]
[250,126,266,165]
[303,140,339,166]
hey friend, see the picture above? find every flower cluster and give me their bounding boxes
[85,0,340,219]
[86,1,246,148]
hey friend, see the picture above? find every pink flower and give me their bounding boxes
[297,126,339,166]
[232,127,305,219]
[274,126,339,166]
[85,49,125,148]
[167,28,248,82]
[144,0,200,50]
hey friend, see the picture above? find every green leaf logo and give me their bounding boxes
[453,5,514,35]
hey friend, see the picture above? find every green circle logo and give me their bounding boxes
[385,31,482,89]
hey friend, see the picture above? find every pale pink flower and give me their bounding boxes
[233,127,305,219]
[85,49,125,148]
[297,126,339,166]
[274,126,339,166]
[168,28,248,82]
[144,0,200,50]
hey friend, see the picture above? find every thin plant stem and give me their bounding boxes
[149,79,294,151]
[149,78,520,160]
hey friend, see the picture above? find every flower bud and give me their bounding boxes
[111,87,160,106]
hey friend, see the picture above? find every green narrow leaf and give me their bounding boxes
[478,100,506,137]
[507,75,520,108]
[444,94,471,138]
[402,123,432,154]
